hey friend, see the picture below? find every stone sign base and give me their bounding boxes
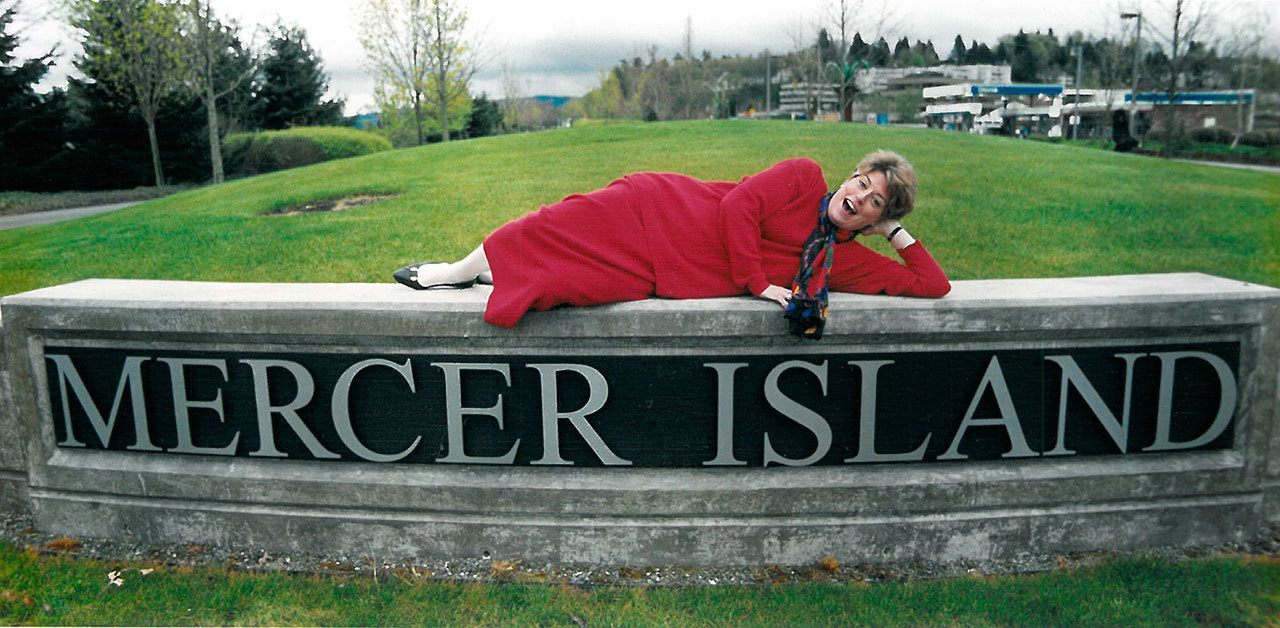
[2,274,1278,565]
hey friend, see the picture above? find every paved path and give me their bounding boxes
[0,201,140,231]
[1173,159,1280,174]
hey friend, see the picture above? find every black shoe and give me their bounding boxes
[393,262,476,290]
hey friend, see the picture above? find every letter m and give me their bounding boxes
[46,354,160,451]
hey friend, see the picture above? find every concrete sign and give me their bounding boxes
[2,274,1277,564]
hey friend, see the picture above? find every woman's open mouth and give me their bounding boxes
[842,197,856,216]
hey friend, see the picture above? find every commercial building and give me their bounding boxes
[923,83,1256,138]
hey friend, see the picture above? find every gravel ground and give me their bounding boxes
[6,513,1280,587]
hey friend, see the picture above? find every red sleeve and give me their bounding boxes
[829,239,951,298]
[719,158,825,296]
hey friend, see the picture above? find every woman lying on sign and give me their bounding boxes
[392,151,950,339]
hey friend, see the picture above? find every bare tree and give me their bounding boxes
[359,0,478,144]
[425,0,478,141]
[785,17,824,119]
[1085,2,1137,134]
[674,15,706,119]
[823,0,863,121]
[1218,0,1271,145]
[1149,0,1213,154]
[185,0,254,184]
[499,59,529,131]
[359,0,431,145]
[70,0,188,187]
[862,0,901,45]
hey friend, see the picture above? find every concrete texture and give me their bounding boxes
[1,273,1278,564]
[0,324,28,513]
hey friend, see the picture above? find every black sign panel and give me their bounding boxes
[43,342,1239,467]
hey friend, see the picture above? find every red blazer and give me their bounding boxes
[624,157,950,300]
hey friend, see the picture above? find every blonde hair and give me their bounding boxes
[852,150,916,220]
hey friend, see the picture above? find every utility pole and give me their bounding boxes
[765,49,771,112]
[1072,44,1083,141]
[1121,11,1143,141]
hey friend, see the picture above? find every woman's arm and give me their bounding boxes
[831,219,951,298]
[718,158,826,297]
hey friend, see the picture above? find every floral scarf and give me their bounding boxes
[783,193,848,340]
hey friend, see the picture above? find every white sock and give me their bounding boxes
[410,263,474,287]
[412,245,489,287]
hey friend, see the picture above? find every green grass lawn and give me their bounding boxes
[1,120,1277,297]
[2,542,1279,625]
[2,121,1279,623]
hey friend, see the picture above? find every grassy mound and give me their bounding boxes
[1,120,1276,297]
[222,126,393,177]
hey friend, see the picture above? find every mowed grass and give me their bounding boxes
[1,120,1277,297]
[2,542,1279,625]
[2,121,1279,623]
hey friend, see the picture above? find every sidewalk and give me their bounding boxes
[1173,159,1280,175]
[0,201,139,231]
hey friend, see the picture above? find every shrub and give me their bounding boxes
[223,127,393,177]
[1189,127,1233,144]
[1238,129,1280,148]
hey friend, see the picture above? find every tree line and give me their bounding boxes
[0,0,508,193]
[569,0,1279,125]
[0,0,349,191]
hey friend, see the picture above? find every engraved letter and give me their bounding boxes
[1144,351,1238,452]
[762,360,832,467]
[938,356,1036,460]
[331,358,421,462]
[702,362,748,466]
[241,359,338,459]
[434,363,519,464]
[46,354,159,451]
[528,363,630,466]
[158,358,238,456]
[845,360,930,463]
[1044,353,1144,455]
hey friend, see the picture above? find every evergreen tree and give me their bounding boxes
[0,0,69,191]
[256,22,343,129]
[465,93,500,138]
[849,33,868,61]
[994,40,1011,64]
[55,76,209,190]
[949,35,967,64]
[1011,30,1037,81]
[817,28,835,64]
[970,42,995,64]
[892,36,912,65]
[914,40,940,65]
[869,37,891,66]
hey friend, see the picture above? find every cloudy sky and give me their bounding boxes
[11,0,1276,115]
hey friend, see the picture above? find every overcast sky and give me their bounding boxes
[11,0,1277,115]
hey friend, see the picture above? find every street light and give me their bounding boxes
[1072,44,1082,141]
[1121,11,1143,142]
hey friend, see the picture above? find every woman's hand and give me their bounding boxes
[759,284,792,308]
[864,218,917,249]
[859,218,902,238]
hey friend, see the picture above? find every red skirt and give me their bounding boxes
[482,178,656,327]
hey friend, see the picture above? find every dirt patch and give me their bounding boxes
[267,194,395,216]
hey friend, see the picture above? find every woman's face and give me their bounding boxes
[829,170,889,233]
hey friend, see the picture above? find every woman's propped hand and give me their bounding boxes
[859,218,902,238]
[759,284,792,308]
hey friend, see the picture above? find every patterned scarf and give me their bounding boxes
[784,193,848,340]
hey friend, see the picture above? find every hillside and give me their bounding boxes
[1,120,1276,297]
